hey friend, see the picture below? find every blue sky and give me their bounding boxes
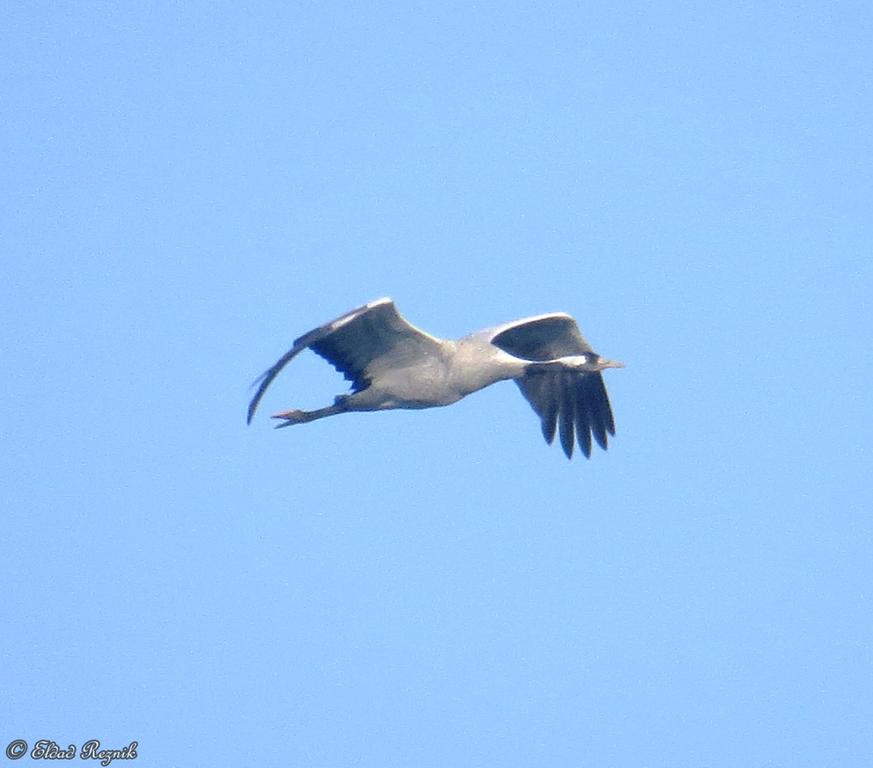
[3,2,872,766]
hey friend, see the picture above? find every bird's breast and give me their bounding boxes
[445,345,524,398]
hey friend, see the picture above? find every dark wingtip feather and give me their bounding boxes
[247,380,267,425]
[574,379,593,458]
[591,421,608,451]
[559,417,574,458]
[597,373,616,437]
[246,344,307,425]
[540,374,559,445]
[586,373,612,450]
[559,374,576,459]
[246,368,272,424]
[541,416,557,445]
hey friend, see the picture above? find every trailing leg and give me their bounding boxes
[272,395,350,428]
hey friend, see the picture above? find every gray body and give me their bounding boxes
[248,297,623,459]
[356,337,524,408]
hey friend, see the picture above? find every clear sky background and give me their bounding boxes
[3,2,872,767]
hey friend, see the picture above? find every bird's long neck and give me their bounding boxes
[445,342,528,395]
[524,356,589,375]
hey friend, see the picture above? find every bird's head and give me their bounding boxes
[565,353,625,372]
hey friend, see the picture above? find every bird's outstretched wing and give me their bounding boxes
[247,297,443,423]
[490,313,615,459]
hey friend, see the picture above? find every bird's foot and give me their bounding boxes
[271,409,308,427]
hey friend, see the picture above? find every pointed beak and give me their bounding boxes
[599,358,625,370]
